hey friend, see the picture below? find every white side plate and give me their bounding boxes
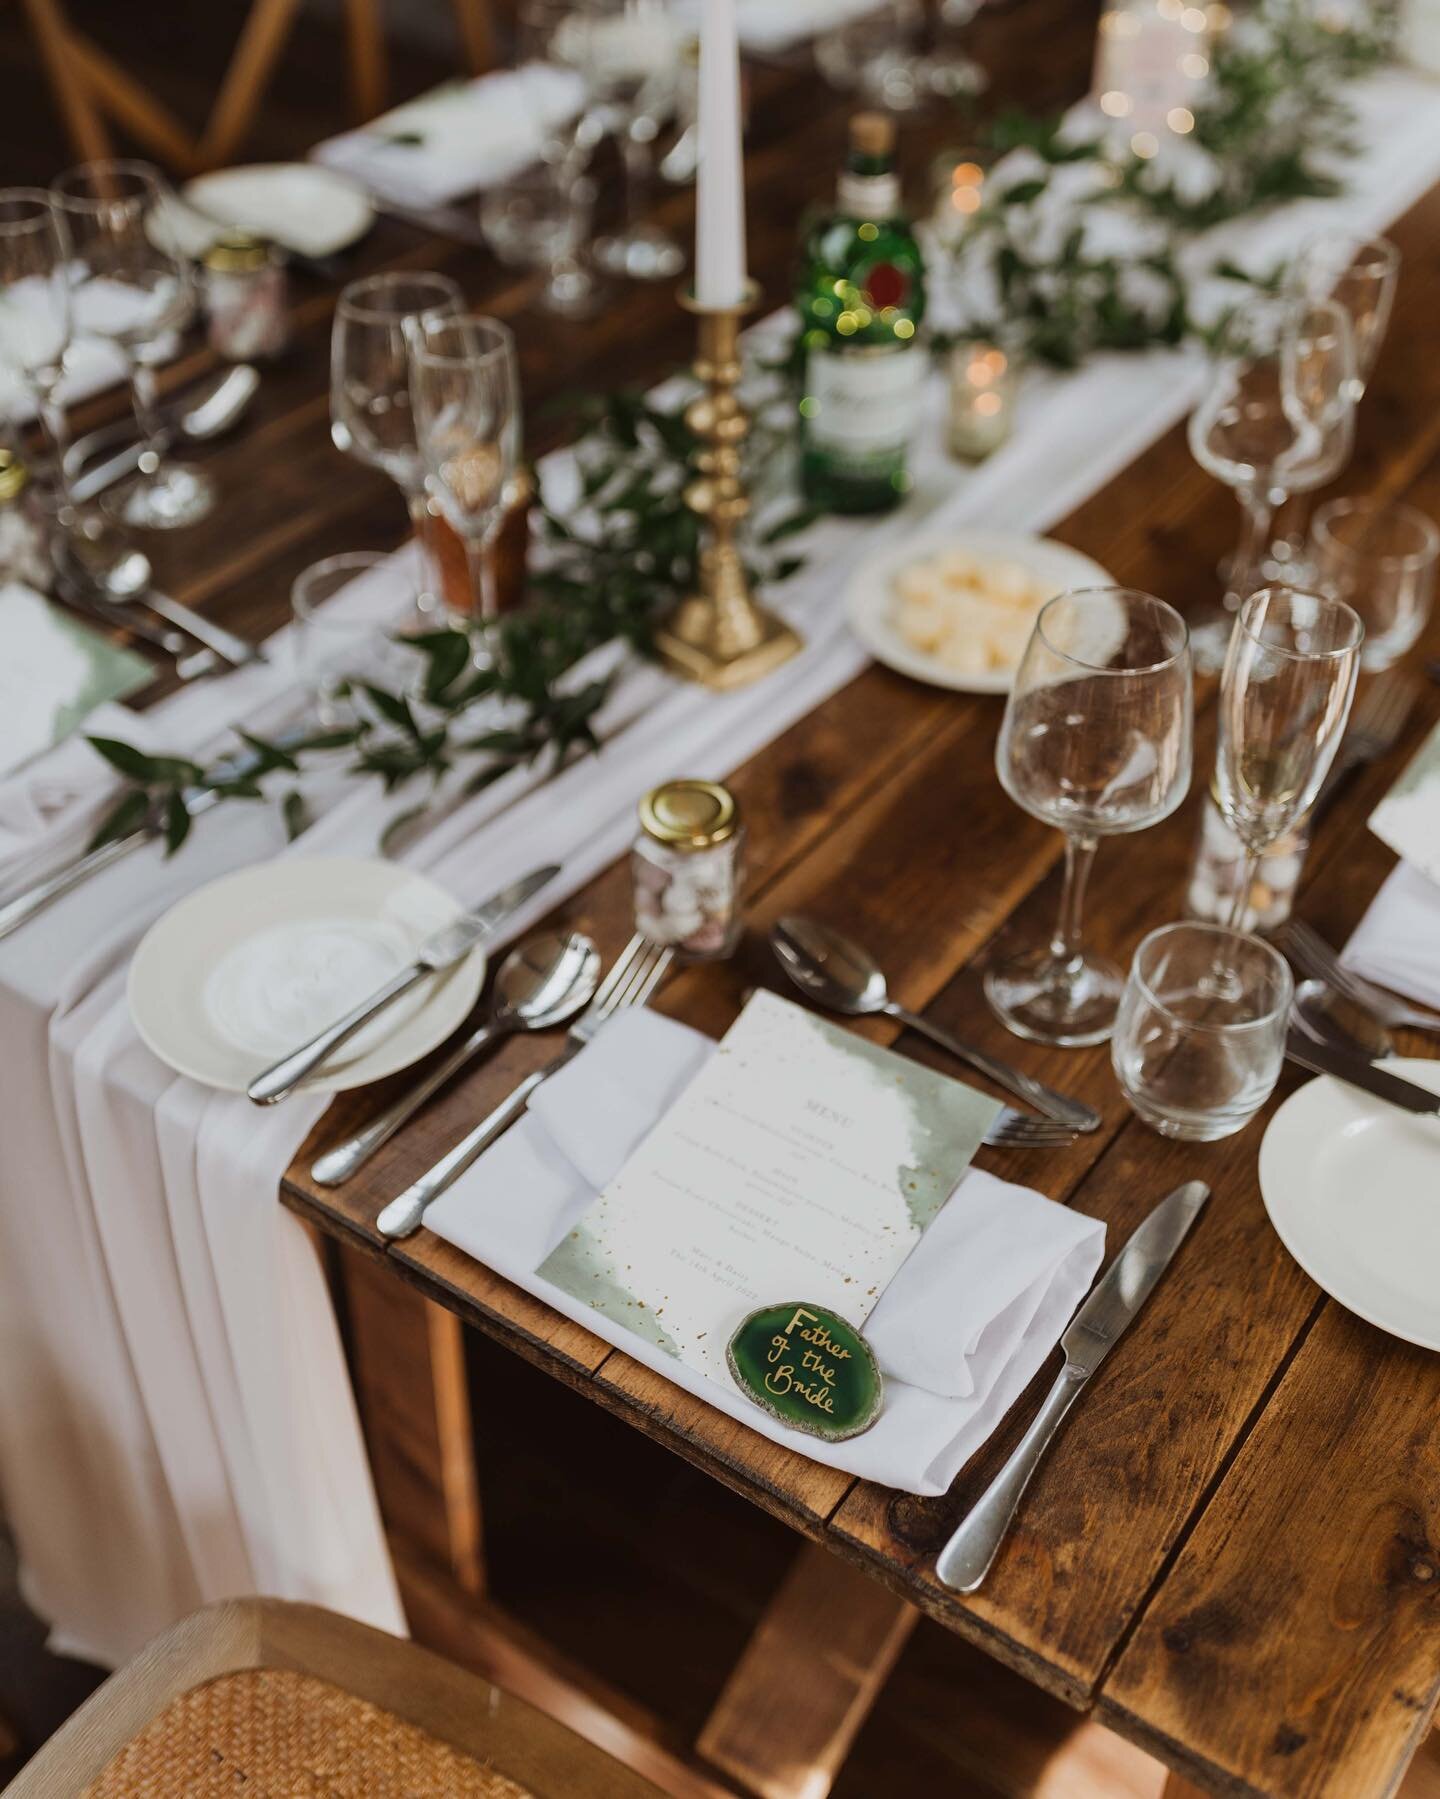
[180,164,375,258]
[845,525,1116,694]
[128,857,486,1094]
[1259,1056,1440,1351]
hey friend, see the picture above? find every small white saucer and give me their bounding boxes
[128,857,486,1094]
[1259,1056,1440,1351]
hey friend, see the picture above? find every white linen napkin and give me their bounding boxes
[312,66,586,208]
[425,1008,1104,1495]
[1343,861,1440,1011]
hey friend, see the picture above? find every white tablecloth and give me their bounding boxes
[3,67,1439,1667]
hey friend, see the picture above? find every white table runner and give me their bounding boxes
[2,66,1438,1667]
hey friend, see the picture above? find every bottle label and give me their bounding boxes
[837,171,900,218]
[804,345,926,459]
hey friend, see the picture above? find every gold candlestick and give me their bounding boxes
[654,288,803,691]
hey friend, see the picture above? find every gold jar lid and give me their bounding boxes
[639,779,738,850]
[203,230,272,273]
[0,449,29,503]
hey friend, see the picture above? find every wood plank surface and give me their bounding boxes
[25,3,1440,1790]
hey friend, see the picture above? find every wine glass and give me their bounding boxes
[0,188,75,509]
[330,271,463,612]
[480,167,601,317]
[985,587,1194,1047]
[1309,497,1438,672]
[564,0,684,281]
[1214,585,1363,930]
[49,159,211,530]
[405,312,520,631]
[1187,294,1356,672]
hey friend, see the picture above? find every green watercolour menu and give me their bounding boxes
[0,582,150,780]
[537,988,1001,1383]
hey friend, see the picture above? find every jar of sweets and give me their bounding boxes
[201,232,288,362]
[1185,787,1310,935]
[633,779,745,958]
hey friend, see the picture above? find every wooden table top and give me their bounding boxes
[69,5,1440,1792]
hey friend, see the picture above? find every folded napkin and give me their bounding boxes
[1343,861,1440,1011]
[313,66,586,208]
[426,1008,1104,1495]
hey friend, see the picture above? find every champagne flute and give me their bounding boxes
[986,587,1194,1047]
[1188,295,1356,671]
[405,312,520,634]
[49,159,211,530]
[0,188,75,509]
[567,0,684,281]
[330,271,463,613]
[1214,585,1363,930]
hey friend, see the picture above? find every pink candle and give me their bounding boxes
[695,0,747,309]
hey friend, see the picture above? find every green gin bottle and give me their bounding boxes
[795,113,927,515]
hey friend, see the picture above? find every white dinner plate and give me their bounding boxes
[178,164,374,259]
[1259,1057,1440,1351]
[845,525,1117,694]
[128,857,487,1094]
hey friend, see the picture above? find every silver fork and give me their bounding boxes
[1278,918,1440,1036]
[984,1107,1077,1149]
[375,934,674,1241]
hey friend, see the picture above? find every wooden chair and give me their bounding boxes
[5,1597,661,1797]
[16,0,501,176]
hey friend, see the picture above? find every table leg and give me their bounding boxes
[697,1542,916,1799]
[337,1244,485,1598]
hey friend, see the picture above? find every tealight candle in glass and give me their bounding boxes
[948,340,1014,461]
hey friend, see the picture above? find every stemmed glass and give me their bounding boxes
[1214,586,1363,931]
[330,272,463,614]
[0,189,75,509]
[49,159,212,530]
[1188,294,1356,672]
[986,587,1194,1047]
[568,0,684,281]
[480,168,601,317]
[405,312,520,634]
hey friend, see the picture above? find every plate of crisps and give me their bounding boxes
[845,526,1117,694]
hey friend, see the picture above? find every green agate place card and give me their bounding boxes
[536,988,1001,1389]
[1370,717,1440,888]
[727,1302,882,1440]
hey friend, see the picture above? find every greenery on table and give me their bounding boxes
[87,0,1399,852]
[943,0,1395,368]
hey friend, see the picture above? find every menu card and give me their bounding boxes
[0,582,150,781]
[1369,717,1440,889]
[537,988,1001,1381]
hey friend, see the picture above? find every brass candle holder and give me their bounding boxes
[654,287,803,691]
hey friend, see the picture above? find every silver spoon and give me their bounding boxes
[67,364,260,503]
[59,526,266,669]
[771,915,1102,1133]
[309,930,602,1187]
[1290,977,1396,1061]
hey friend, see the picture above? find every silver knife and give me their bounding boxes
[935,1179,1210,1594]
[0,726,313,945]
[246,863,561,1104]
[1284,1031,1440,1116]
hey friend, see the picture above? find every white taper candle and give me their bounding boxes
[695,0,747,309]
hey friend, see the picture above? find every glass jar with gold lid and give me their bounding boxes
[201,231,288,362]
[632,778,745,958]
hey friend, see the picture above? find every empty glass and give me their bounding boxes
[480,167,601,316]
[562,0,684,281]
[292,551,423,726]
[1214,585,1363,929]
[815,1,927,109]
[1308,497,1438,672]
[1188,294,1356,670]
[50,159,211,529]
[1112,923,1293,1140]
[405,312,520,627]
[1287,230,1399,399]
[986,587,1194,1047]
[0,188,75,508]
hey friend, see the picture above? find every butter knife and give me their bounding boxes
[1284,1031,1440,1116]
[246,863,561,1104]
[0,725,312,944]
[936,1179,1210,1594]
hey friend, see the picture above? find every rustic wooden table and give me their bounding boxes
[62,5,1440,1793]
